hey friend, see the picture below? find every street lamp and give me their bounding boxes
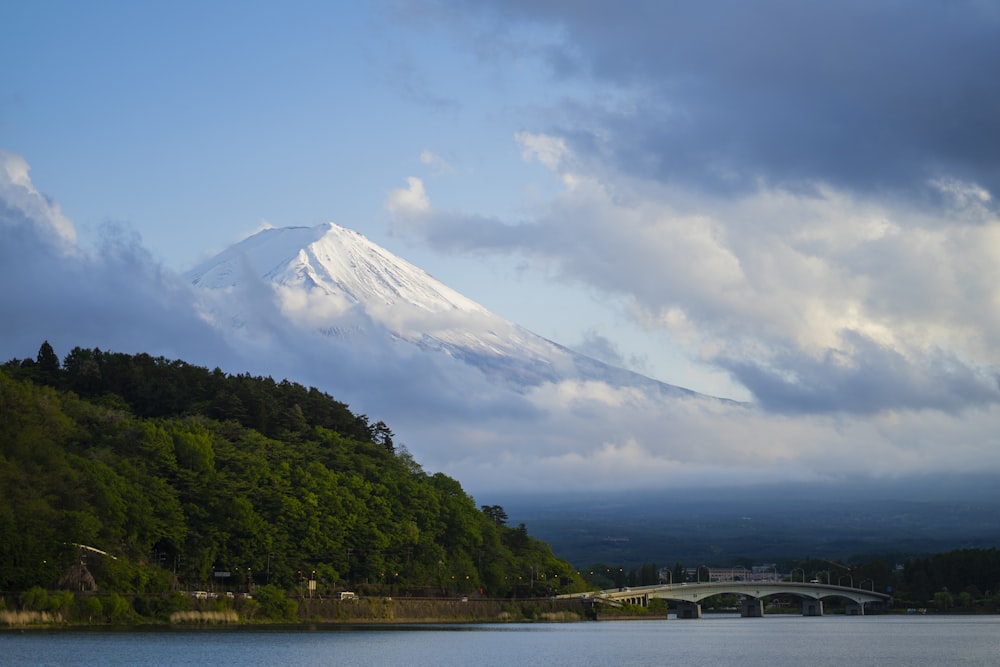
[839,574,854,588]
[792,568,805,583]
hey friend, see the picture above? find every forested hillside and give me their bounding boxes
[0,342,584,604]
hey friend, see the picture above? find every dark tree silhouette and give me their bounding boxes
[36,340,60,374]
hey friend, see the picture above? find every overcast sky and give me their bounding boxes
[3,1,1000,497]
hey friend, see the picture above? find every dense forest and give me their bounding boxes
[0,342,585,620]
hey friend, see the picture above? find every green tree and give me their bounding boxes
[75,596,103,623]
[102,592,131,623]
[254,584,298,621]
[372,420,394,453]
[19,586,49,611]
[171,422,216,474]
[36,340,60,375]
[481,505,509,526]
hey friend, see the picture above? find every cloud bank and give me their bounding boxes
[387,1,1000,419]
[420,0,1000,199]
[5,150,1000,498]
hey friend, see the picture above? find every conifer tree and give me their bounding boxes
[36,340,60,374]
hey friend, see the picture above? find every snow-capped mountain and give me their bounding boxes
[187,222,702,398]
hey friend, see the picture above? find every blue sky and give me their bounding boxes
[4,1,1000,494]
[3,0,726,392]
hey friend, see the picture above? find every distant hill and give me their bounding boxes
[502,480,1000,569]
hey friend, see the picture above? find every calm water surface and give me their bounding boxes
[3,616,1000,666]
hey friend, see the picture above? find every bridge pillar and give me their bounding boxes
[845,603,865,616]
[801,599,823,616]
[675,602,702,619]
[740,598,764,617]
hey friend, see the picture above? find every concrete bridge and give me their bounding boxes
[565,581,892,618]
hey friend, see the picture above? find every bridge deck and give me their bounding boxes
[565,581,891,613]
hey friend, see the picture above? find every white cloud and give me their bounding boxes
[385,176,431,215]
[0,149,77,246]
[419,150,452,173]
[387,131,1000,416]
[516,131,568,171]
[0,151,238,372]
[420,377,1000,494]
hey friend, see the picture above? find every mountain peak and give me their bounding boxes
[190,222,487,315]
[188,222,706,398]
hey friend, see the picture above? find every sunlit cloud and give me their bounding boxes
[386,176,431,215]
[387,133,1000,416]
[0,149,76,247]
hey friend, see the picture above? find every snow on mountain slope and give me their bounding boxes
[187,222,704,398]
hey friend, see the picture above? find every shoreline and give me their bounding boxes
[0,597,602,630]
[4,596,987,631]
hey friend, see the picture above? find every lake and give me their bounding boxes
[3,615,999,666]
